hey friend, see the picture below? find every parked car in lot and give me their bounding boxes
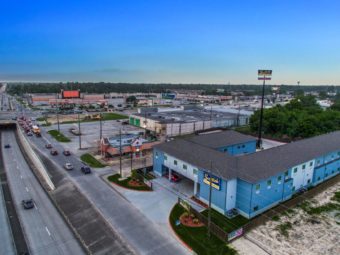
[27,132,33,136]
[63,150,71,156]
[4,144,11,148]
[164,172,180,182]
[81,166,92,174]
[45,143,52,149]
[64,163,74,170]
[50,149,58,156]
[22,199,34,209]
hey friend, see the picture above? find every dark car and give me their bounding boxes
[81,166,92,174]
[45,143,52,149]
[22,199,34,209]
[50,149,58,156]
[4,144,11,148]
[121,121,129,125]
[63,150,71,156]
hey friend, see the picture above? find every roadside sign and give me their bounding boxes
[258,70,272,76]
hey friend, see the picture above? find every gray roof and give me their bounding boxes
[155,139,238,180]
[155,131,340,183]
[187,130,256,149]
[237,131,340,183]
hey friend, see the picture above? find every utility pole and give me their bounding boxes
[99,113,102,141]
[257,70,272,149]
[78,113,82,149]
[56,93,60,132]
[119,128,122,177]
[207,161,213,239]
[130,149,133,172]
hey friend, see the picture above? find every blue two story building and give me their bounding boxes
[153,130,340,219]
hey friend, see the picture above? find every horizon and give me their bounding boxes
[1,0,340,85]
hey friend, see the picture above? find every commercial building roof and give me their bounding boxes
[187,130,256,149]
[155,131,340,183]
[134,109,244,124]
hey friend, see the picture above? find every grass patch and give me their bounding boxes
[298,198,340,215]
[42,122,51,127]
[80,153,106,168]
[37,117,45,121]
[107,174,151,191]
[201,208,249,233]
[101,113,128,120]
[272,215,280,221]
[170,204,237,255]
[331,191,340,203]
[276,222,292,237]
[47,130,71,142]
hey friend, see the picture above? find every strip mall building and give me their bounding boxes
[153,130,340,218]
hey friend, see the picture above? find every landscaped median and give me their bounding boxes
[47,130,71,142]
[80,153,106,168]
[169,204,237,255]
[107,173,152,191]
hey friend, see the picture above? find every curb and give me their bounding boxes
[168,205,193,253]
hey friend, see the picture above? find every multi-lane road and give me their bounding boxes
[1,92,188,255]
[1,130,84,255]
[27,126,188,255]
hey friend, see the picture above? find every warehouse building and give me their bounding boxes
[153,130,340,219]
[129,107,249,137]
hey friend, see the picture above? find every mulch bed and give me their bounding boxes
[128,179,147,188]
[191,196,208,208]
[180,214,204,227]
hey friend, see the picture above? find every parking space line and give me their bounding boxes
[25,187,29,192]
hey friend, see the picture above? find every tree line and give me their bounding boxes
[249,95,340,140]
[6,82,340,96]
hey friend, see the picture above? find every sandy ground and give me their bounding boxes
[232,181,340,255]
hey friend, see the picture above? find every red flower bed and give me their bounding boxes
[180,213,204,227]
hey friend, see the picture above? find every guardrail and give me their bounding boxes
[16,127,55,191]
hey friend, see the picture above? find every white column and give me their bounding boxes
[194,181,197,196]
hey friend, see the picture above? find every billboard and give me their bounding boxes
[203,172,221,190]
[62,90,80,99]
[258,70,272,76]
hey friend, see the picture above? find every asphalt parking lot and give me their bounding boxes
[44,120,145,155]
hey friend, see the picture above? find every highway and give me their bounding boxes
[1,130,85,255]
[28,126,189,255]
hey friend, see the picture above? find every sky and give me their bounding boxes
[0,0,340,85]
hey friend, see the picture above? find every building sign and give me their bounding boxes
[227,228,243,241]
[203,172,221,190]
[62,90,80,99]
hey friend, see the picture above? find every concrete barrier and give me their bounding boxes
[16,127,55,191]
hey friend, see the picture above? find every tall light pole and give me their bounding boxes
[56,93,60,132]
[257,70,272,149]
[119,128,122,177]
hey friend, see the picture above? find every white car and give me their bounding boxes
[64,163,74,170]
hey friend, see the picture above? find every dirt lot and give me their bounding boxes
[233,181,340,255]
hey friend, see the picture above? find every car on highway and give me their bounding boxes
[4,144,11,148]
[63,150,71,156]
[64,163,74,170]
[164,172,180,182]
[81,166,92,174]
[50,149,58,156]
[22,199,34,210]
[45,143,52,149]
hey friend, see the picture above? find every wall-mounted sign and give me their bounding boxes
[203,172,221,190]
